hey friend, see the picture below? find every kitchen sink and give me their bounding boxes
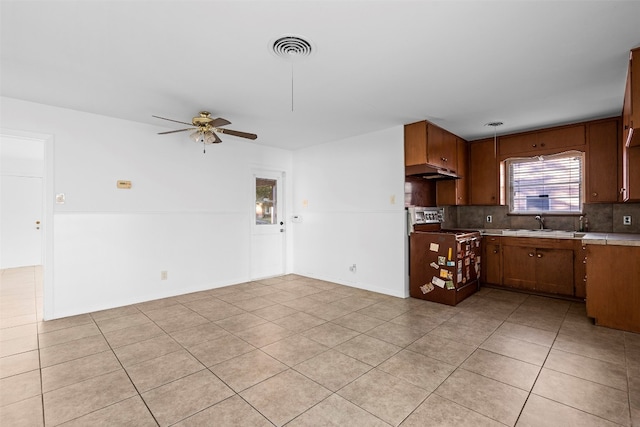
[499,229,584,238]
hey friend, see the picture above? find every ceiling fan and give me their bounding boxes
[153,111,257,152]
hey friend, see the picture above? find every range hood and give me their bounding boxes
[405,164,460,180]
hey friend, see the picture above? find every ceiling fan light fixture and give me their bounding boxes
[189,130,203,143]
[203,131,220,144]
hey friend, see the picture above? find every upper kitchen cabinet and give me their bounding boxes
[469,138,499,205]
[436,137,468,206]
[623,47,640,147]
[405,121,457,171]
[586,118,620,203]
[498,124,585,158]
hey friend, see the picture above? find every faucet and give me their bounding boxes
[534,215,545,230]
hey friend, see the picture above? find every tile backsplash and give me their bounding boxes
[451,203,640,234]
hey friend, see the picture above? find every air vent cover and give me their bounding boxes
[272,35,314,59]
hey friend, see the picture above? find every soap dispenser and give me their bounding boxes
[578,216,584,232]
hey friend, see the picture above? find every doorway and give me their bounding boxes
[0,135,45,269]
[250,170,286,279]
[1,130,52,320]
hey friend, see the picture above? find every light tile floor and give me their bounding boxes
[1,266,638,426]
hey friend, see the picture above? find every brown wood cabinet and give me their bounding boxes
[405,121,457,171]
[469,138,499,205]
[574,242,587,299]
[626,145,640,201]
[481,236,502,285]
[622,47,640,147]
[498,124,585,159]
[586,118,620,203]
[500,237,575,296]
[586,244,640,333]
[437,137,468,206]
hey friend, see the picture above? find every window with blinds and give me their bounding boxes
[506,151,584,213]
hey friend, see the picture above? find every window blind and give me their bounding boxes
[507,151,583,213]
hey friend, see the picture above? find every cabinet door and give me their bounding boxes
[586,245,640,333]
[502,245,536,290]
[625,145,640,202]
[427,124,455,169]
[469,138,498,205]
[574,242,587,299]
[629,48,640,147]
[404,121,428,166]
[587,119,619,203]
[535,248,574,296]
[482,237,501,285]
[499,133,539,157]
[623,61,633,146]
[436,137,468,206]
[537,125,586,151]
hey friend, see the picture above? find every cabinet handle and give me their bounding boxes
[592,192,598,197]
[532,144,537,148]
[537,253,543,258]
[441,157,448,162]
[493,250,498,254]
[528,253,535,257]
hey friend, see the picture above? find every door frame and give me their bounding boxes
[1,128,54,320]
[250,168,287,280]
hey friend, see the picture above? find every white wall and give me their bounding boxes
[292,126,408,297]
[1,97,293,319]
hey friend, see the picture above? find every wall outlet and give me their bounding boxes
[486,215,492,223]
[349,264,357,273]
[623,215,632,226]
[161,271,168,280]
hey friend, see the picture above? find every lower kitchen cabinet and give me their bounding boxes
[574,242,587,299]
[586,244,640,333]
[502,245,537,290]
[499,237,575,297]
[481,236,502,285]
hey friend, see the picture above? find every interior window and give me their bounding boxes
[255,178,277,225]
[506,151,584,214]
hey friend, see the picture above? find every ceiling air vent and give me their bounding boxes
[272,35,314,59]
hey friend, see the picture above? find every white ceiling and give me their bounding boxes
[2,1,640,150]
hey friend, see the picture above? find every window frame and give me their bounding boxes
[504,150,585,215]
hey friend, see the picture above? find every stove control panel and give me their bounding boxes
[408,207,444,225]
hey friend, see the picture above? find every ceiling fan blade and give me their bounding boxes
[158,128,194,135]
[216,128,258,140]
[211,118,231,127]
[152,115,194,127]
[211,132,222,144]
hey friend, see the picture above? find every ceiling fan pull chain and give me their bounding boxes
[291,62,294,112]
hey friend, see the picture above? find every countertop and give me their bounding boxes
[477,229,640,246]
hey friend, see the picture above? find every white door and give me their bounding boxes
[1,175,43,268]
[250,170,286,279]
